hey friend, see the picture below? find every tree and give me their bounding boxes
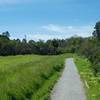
[22,39,27,43]
[93,21,100,40]
[52,39,59,48]
[28,40,35,44]
[2,31,10,38]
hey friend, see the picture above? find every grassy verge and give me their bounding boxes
[32,72,60,100]
[0,53,72,100]
[74,55,100,100]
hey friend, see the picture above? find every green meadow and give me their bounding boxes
[0,54,99,100]
[0,54,72,100]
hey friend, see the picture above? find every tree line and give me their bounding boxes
[0,32,68,56]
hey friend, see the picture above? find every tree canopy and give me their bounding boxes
[93,21,100,40]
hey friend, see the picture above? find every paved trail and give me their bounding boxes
[51,58,86,100]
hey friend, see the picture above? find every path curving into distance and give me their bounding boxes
[51,58,86,100]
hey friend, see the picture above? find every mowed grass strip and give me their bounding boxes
[74,55,100,100]
[0,54,72,100]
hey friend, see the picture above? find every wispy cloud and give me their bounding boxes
[27,33,66,41]
[43,24,68,33]
[42,24,93,37]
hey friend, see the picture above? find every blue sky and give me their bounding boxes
[0,0,99,41]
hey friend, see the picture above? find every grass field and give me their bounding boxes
[74,55,100,100]
[0,54,72,100]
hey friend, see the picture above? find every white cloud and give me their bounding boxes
[42,24,93,37]
[27,33,66,41]
[42,24,67,33]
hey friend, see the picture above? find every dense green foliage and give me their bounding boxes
[78,38,100,75]
[74,56,100,100]
[0,32,67,55]
[0,54,71,100]
[67,37,100,75]
[93,21,100,40]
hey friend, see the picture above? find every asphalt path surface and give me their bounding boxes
[51,58,86,100]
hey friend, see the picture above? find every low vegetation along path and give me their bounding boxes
[51,58,86,100]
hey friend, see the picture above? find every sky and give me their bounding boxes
[0,0,99,41]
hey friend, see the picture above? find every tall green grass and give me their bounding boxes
[0,54,72,100]
[74,55,100,100]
